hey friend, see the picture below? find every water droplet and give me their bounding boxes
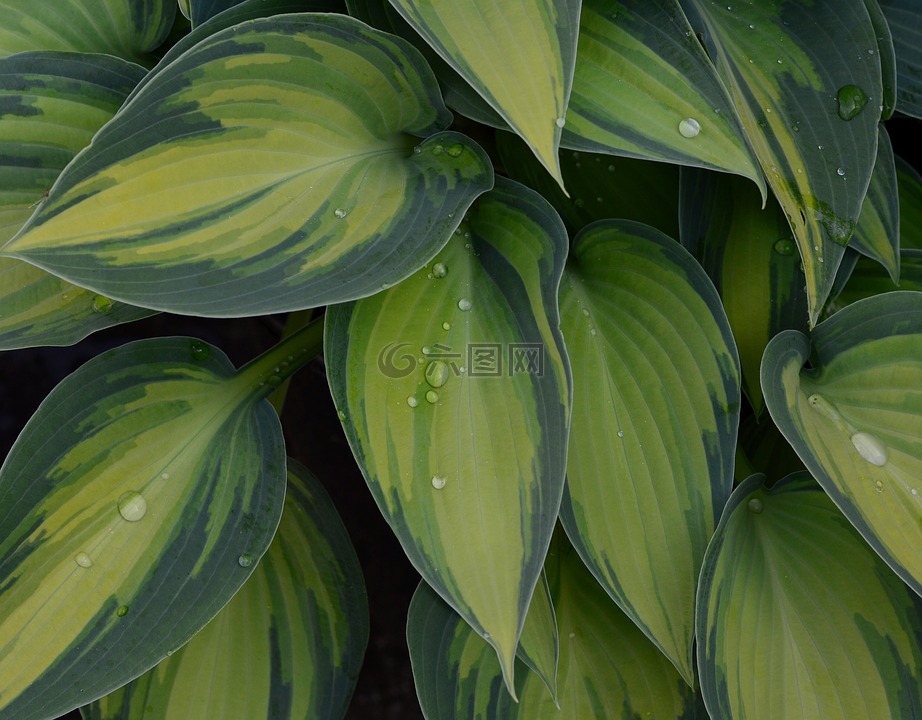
[442,321,451,331]
[189,340,211,361]
[678,117,701,138]
[425,361,450,388]
[607,164,615,172]
[92,295,114,314]
[431,262,447,278]
[457,298,472,311]
[875,480,884,493]
[773,239,795,256]
[238,554,253,568]
[568,632,576,639]
[807,394,848,431]
[447,144,464,157]
[836,167,846,177]
[75,552,93,568]
[483,631,491,639]
[748,498,764,513]
[850,432,888,467]
[555,117,566,128]
[617,430,624,438]
[836,84,869,121]
[425,390,439,404]
[422,345,431,355]
[582,308,590,317]
[161,472,170,480]
[413,145,422,154]
[116,605,129,617]
[407,395,419,408]
[589,328,597,336]
[266,374,283,388]
[912,488,919,497]
[749,23,755,29]
[334,208,347,219]
[432,144,444,155]
[117,491,147,522]
[431,475,446,490]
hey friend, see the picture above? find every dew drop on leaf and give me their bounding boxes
[457,298,472,311]
[431,475,446,490]
[75,552,93,568]
[850,432,888,467]
[425,361,450,389]
[425,390,439,404]
[334,208,348,219]
[678,118,701,138]
[116,605,129,617]
[836,84,869,121]
[748,498,764,513]
[91,295,114,314]
[407,395,419,408]
[117,491,147,522]
[773,239,795,256]
[189,340,211,361]
[238,554,253,568]
[431,262,447,278]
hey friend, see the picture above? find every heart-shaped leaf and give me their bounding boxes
[559,219,740,685]
[698,472,922,719]
[2,14,493,317]
[325,177,570,694]
[762,291,922,596]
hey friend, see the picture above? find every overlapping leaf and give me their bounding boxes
[762,291,922,596]
[685,0,882,325]
[880,0,922,118]
[387,0,580,186]
[831,250,922,311]
[326,178,570,693]
[2,14,493,317]
[564,0,764,193]
[0,332,318,720]
[897,156,922,250]
[81,459,368,720]
[850,125,899,281]
[558,219,740,685]
[407,532,703,719]
[0,0,175,63]
[698,472,922,719]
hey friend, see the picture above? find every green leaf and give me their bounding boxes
[564,0,764,194]
[515,571,559,703]
[850,125,899,282]
[685,0,883,326]
[897,156,922,250]
[880,0,922,118]
[680,168,808,416]
[831,250,922,311]
[698,472,922,719]
[761,291,922,597]
[862,0,898,120]
[558,219,740,685]
[407,531,703,719]
[387,0,580,187]
[2,14,493,317]
[736,414,806,486]
[0,336,292,720]
[80,459,368,720]
[0,0,176,64]
[325,177,570,694]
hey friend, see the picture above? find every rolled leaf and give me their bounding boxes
[565,0,764,194]
[559,219,740,685]
[0,336,296,720]
[880,0,922,118]
[80,459,368,720]
[698,472,922,719]
[3,14,493,317]
[762,291,922,596]
[387,0,580,186]
[684,0,882,326]
[326,177,570,694]
[515,572,559,703]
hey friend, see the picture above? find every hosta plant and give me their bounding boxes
[1,0,921,718]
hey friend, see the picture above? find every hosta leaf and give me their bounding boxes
[698,472,922,719]
[850,125,899,282]
[0,0,176,64]
[559,219,740,685]
[564,0,764,194]
[0,52,153,349]
[407,531,703,719]
[387,0,580,186]
[762,291,922,596]
[863,0,897,120]
[880,0,922,118]
[515,571,558,703]
[684,0,882,326]
[326,178,570,694]
[186,0,344,27]
[679,168,807,417]
[831,250,922,311]
[736,414,806,486]
[80,459,368,720]
[2,14,492,317]
[897,156,922,250]
[0,333,308,720]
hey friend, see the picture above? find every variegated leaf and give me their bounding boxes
[325,177,570,694]
[565,0,764,193]
[880,0,922,118]
[684,0,882,326]
[762,291,922,596]
[558,219,739,685]
[387,0,580,186]
[0,320,325,720]
[407,531,703,719]
[80,458,368,720]
[850,125,899,282]
[2,14,493,317]
[897,155,922,250]
[515,571,558,703]
[0,0,176,64]
[698,472,922,719]
[830,249,922,311]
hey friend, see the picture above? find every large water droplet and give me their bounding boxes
[850,432,888,467]
[836,84,869,121]
[238,554,253,568]
[75,552,93,568]
[334,208,348,219]
[431,262,447,279]
[748,498,764,513]
[773,239,795,256]
[431,475,446,490]
[425,360,450,388]
[117,491,147,522]
[678,117,701,138]
[425,390,439,404]
[447,144,464,157]
[189,340,211,361]
[116,605,129,617]
[92,295,114,314]
[457,298,472,311]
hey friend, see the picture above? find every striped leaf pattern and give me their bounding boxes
[0,0,176,63]
[558,220,739,685]
[565,0,764,192]
[387,0,580,186]
[698,472,922,719]
[850,125,899,282]
[3,14,493,317]
[762,291,922,597]
[897,156,922,250]
[407,532,703,719]
[81,459,368,720]
[0,337,292,720]
[685,0,882,326]
[831,250,922,311]
[325,177,570,693]
[880,0,922,118]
